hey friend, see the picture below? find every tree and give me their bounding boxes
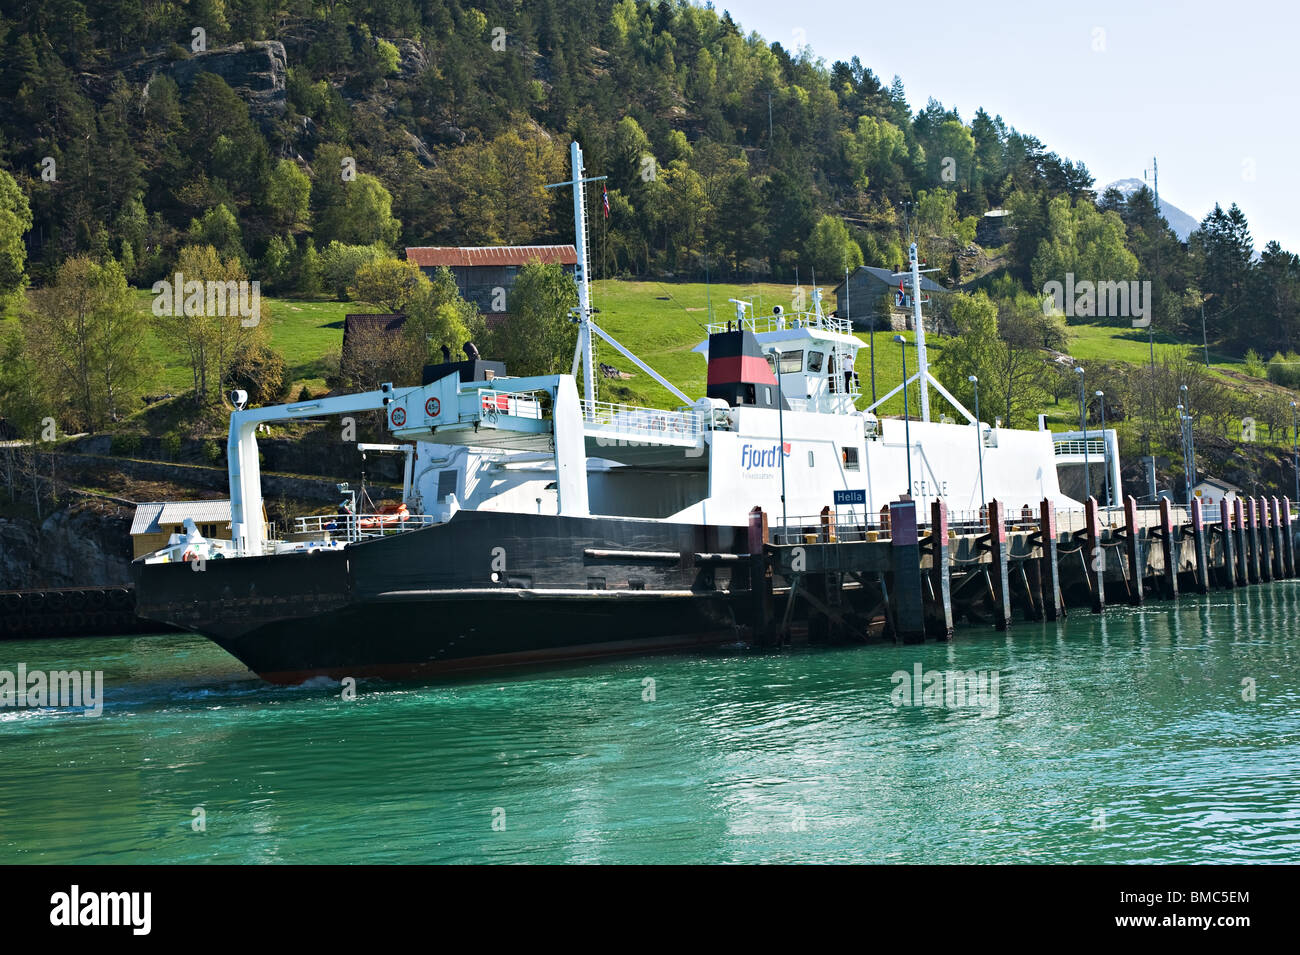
[23,255,150,431]
[153,245,268,406]
[317,173,401,247]
[187,204,245,263]
[803,214,863,279]
[933,292,1007,421]
[348,258,429,312]
[320,242,390,299]
[267,159,312,230]
[0,168,32,299]
[490,261,577,376]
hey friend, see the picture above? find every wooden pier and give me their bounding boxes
[750,494,1300,645]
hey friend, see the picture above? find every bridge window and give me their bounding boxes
[807,351,824,373]
[778,350,802,374]
[808,450,815,467]
[842,447,860,471]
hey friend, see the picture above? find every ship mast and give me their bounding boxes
[908,243,931,422]
[547,142,605,409]
[864,242,976,425]
[547,142,692,410]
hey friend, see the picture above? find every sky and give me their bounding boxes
[721,0,1300,251]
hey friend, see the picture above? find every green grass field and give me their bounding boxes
[127,288,355,395]
[586,278,942,419]
[5,281,1285,438]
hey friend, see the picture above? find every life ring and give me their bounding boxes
[670,417,684,433]
[182,548,200,562]
[391,406,407,427]
[652,416,666,431]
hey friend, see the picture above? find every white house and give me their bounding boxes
[1192,477,1242,512]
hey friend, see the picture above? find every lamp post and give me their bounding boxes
[1095,390,1111,508]
[1075,366,1090,502]
[1177,401,1190,507]
[1179,384,1195,506]
[969,374,985,515]
[765,346,788,529]
[896,334,913,498]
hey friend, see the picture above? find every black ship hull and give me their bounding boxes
[132,510,754,683]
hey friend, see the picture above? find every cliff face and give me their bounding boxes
[0,502,135,590]
[126,41,289,129]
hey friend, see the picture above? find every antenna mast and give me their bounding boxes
[546,142,606,409]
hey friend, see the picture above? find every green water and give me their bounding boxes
[2,586,1298,864]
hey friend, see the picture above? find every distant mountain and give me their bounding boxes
[1105,178,1201,241]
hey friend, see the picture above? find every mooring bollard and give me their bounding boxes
[1124,495,1143,606]
[1039,499,1064,620]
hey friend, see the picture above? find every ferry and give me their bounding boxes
[133,143,1089,682]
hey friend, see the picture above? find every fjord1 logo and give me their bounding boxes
[740,442,791,472]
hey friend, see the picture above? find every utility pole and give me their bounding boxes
[1142,156,1161,458]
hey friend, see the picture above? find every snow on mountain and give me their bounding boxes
[1105,178,1201,241]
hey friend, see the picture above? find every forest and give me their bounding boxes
[0,0,1296,470]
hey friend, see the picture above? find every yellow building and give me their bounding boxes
[130,500,234,558]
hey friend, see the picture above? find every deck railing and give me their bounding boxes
[706,313,853,336]
[581,399,704,441]
[292,512,437,543]
[1053,438,1107,456]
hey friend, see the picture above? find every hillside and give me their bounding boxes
[1104,178,1201,241]
[1,0,1299,512]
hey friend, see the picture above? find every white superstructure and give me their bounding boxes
[167,141,1084,564]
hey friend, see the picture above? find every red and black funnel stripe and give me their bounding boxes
[706,330,777,386]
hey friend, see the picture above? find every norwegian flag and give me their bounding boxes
[602,184,610,219]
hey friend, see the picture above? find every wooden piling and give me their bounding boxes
[1190,497,1209,594]
[1219,497,1236,589]
[888,498,926,643]
[1159,497,1179,599]
[1123,495,1143,605]
[987,499,1012,630]
[1085,497,1105,613]
[1246,497,1261,584]
[1234,497,1249,585]
[1038,499,1064,620]
[748,506,773,641]
[1271,497,1285,579]
[1284,498,1296,579]
[928,500,954,640]
[1259,497,1274,583]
